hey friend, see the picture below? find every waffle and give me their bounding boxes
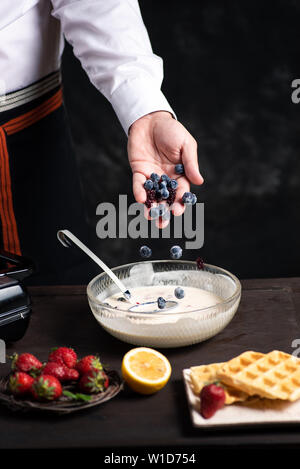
[190,362,249,404]
[216,350,300,401]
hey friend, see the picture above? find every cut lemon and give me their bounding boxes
[121,347,172,395]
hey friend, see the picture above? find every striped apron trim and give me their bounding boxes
[0,87,63,255]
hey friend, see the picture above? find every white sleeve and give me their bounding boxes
[50,0,176,134]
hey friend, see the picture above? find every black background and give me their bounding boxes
[59,0,300,283]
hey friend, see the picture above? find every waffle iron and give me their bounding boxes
[0,251,34,342]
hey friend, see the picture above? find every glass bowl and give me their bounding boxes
[87,260,241,348]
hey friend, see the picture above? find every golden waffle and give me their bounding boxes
[190,362,249,404]
[216,350,300,401]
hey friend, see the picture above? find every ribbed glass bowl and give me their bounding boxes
[87,260,241,348]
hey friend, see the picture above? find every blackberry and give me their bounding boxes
[139,245,152,258]
[157,297,166,309]
[167,188,176,206]
[145,189,156,208]
[175,164,184,175]
[196,257,204,270]
[174,287,185,299]
[170,245,182,259]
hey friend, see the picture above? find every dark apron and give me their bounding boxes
[0,72,89,284]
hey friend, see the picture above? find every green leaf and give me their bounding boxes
[63,390,92,402]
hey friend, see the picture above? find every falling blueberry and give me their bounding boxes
[182,192,197,205]
[170,245,182,259]
[174,287,185,299]
[149,206,160,219]
[157,297,166,309]
[150,173,160,182]
[139,245,152,258]
[144,179,154,190]
[175,164,184,175]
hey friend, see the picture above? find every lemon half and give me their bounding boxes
[121,347,172,395]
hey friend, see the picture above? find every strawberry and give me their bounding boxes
[31,375,62,401]
[42,362,79,382]
[76,355,103,375]
[63,367,79,381]
[78,370,109,394]
[11,353,43,375]
[200,383,226,419]
[9,372,34,396]
[48,347,77,368]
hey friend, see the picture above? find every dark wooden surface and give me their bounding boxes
[0,278,300,450]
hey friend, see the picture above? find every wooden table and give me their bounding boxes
[0,278,300,452]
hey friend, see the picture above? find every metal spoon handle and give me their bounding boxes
[57,229,132,301]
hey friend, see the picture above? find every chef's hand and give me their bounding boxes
[127,111,204,226]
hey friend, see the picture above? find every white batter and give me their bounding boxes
[105,285,222,313]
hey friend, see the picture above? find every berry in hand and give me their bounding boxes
[169,179,178,190]
[31,375,62,401]
[9,372,34,396]
[160,188,169,200]
[157,297,166,309]
[175,164,184,175]
[48,347,77,369]
[150,173,160,182]
[174,287,185,299]
[170,245,182,260]
[144,179,154,190]
[200,383,226,419]
[11,353,43,375]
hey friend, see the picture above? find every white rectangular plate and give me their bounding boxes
[183,368,300,428]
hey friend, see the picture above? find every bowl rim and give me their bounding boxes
[86,260,241,318]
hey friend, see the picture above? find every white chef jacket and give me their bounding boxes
[0,0,175,133]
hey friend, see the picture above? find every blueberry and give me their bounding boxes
[158,204,167,216]
[170,245,182,259]
[169,179,178,189]
[174,287,185,299]
[175,164,184,175]
[159,180,167,189]
[160,188,169,199]
[153,181,159,191]
[150,173,160,182]
[182,192,197,205]
[157,297,166,309]
[139,245,152,258]
[162,209,171,221]
[161,174,171,184]
[149,207,160,219]
[144,179,154,190]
